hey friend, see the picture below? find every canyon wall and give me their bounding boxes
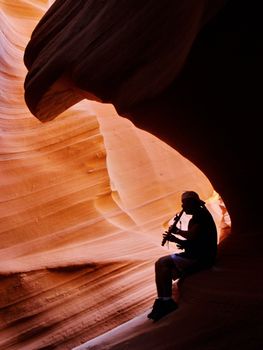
[0,1,228,349]
[21,1,263,349]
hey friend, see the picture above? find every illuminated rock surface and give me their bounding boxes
[0,1,227,349]
[1,1,262,350]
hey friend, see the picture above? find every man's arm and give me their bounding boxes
[162,221,201,249]
[162,233,188,250]
[175,223,200,240]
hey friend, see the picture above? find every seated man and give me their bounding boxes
[148,191,218,321]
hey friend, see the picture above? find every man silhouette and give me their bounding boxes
[148,191,218,321]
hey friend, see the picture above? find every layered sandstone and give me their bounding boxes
[0,1,229,349]
[2,0,263,349]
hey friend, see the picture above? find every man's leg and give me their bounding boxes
[148,255,179,321]
[155,255,178,297]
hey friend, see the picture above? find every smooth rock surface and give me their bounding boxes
[0,1,228,349]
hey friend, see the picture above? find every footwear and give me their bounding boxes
[147,299,162,319]
[147,299,178,321]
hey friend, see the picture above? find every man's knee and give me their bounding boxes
[155,256,173,269]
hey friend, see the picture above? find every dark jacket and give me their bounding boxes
[180,207,218,267]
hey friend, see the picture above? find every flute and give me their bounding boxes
[161,210,184,246]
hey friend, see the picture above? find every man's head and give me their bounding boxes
[181,191,205,214]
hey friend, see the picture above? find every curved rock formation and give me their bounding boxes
[72,1,263,348]
[23,0,262,232]
[2,0,263,349]
[0,1,229,349]
[23,0,226,121]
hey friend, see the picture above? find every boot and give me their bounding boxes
[147,298,178,321]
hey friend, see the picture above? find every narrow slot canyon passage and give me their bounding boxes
[1,1,262,349]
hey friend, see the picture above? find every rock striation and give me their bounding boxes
[2,0,263,349]
[0,1,229,349]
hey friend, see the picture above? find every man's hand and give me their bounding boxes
[175,239,188,250]
[175,242,185,250]
[162,232,176,243]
